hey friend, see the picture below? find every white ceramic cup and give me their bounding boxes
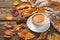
[31,13,46,26]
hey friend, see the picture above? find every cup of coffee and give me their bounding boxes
[27,13,50,32]
[32,13,46,26]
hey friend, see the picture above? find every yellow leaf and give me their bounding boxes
[6,16,13,20]
[17,4,31,9]
[38,7,45,13]
[13,0,19,6]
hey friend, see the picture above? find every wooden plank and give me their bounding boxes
[0,8,19,20]
[0,0,14,7]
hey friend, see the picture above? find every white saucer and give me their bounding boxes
[27,16,50,33]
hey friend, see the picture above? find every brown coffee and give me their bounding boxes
[32,14,45,25]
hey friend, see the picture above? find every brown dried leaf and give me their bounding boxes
[37,32,47,40]
[50,1,60,11]
[25,32,35,40]
[5,29,16,36]
[13,25,21,31]
[17,29,29,39]
[47,33,60,40]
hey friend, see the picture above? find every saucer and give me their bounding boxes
[27,16,50,33]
